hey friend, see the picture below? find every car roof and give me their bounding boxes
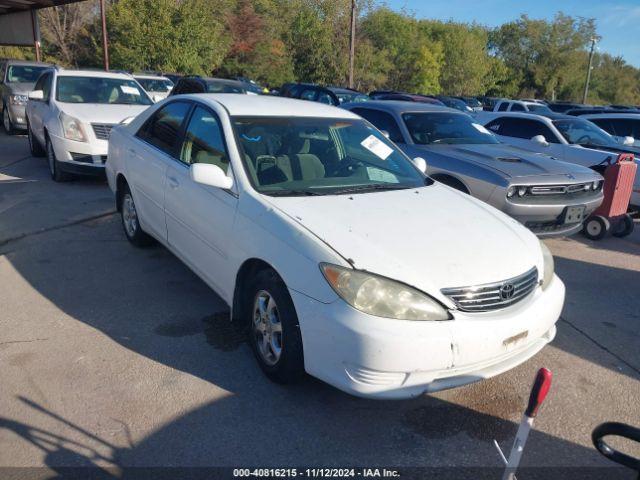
[2,59,52,67]
[134,74,170,80]
[580,113,640,119]
[182,94,360,118]
[342,99,459,114]
[483,111,558,122]
[55,69,134,80]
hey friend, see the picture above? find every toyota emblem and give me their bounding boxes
[500,283,515,300]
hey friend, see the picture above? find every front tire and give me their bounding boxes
[119,183,154,247]
[247,269,304,384]
[46,136,71,182]
[2,104,16,135]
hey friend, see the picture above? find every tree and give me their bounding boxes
[39,2,95,67]
[106,0,230,74]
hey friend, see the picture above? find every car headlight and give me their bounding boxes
[539,241,554,290]
[9,94,28,106]
[320,263,451,321]
[59,112,87,142]
[507,186,516,198]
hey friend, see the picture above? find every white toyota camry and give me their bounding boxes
[106,94,564,399]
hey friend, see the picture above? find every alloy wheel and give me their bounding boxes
[252,290,283,366]
[122,193,138,238]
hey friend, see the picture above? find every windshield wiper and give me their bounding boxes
[266,189,325,197]
[331,184,413,195]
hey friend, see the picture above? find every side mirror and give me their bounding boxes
[28,90,44,101]
[531,135,549,147]
[190,163,233,190]
[622,136,635,146]
[412,157,427,173]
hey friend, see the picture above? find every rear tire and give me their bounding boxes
[119,183,154,247]
[612,214,634,238]
[46,136,71,182]
[583,216,610,241]
[28,119,45,157]
[247,269,305,384]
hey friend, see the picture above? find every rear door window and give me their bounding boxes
[510,103,526,112]
[497,102,509,111]
[137,101,192,157]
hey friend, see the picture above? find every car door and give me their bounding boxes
[28,72,52,144]
[164,103,238,298]
[129,101,191,241]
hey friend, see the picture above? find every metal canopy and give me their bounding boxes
[0,0,109,70]
[0,1,85,15]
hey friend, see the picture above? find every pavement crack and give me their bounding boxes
[0,338,49,346]
[559,316,640,376]
[0,211,116,247]
[0,155,32,171]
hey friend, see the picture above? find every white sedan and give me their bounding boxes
[106,94,564,399]
[26,68,153,181]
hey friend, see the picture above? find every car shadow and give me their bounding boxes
[0,395,631,480]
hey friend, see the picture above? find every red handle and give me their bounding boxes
[525,368,552,418]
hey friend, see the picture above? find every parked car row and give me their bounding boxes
[8,59,637,400]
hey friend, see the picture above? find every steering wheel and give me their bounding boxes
[332,156,364,177]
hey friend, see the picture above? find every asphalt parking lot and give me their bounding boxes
[1,129,639,479]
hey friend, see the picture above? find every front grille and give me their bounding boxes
[441,267,539,313]
[528,183,593,196]
[91,123,114,140]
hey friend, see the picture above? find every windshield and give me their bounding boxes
[56,76,153,105]
[402,112,500,145]
[336,92,369,104]
[232,116,427,196]
[6,65,49,83]
[135,78,173,92]
[206,81,245,94]
[528,104,552,113]
[553,119,616,146]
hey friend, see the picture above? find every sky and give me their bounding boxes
[384,0,640,67]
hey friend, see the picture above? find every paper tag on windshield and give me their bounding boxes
[120,85,141,95]
[366,167,399,183]
[361,135,393,160]
[472,123,491,135]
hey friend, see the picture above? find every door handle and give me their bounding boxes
[168,176,179,189]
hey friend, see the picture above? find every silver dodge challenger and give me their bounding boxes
[343,101,604,237]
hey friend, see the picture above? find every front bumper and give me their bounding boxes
[493,191,604,237]
[49,133,107,176]
[292,275,564,399]
[7,103,27,129]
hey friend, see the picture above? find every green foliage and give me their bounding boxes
[107,0,229,74]
[6,1,640,104]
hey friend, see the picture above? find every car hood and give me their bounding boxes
[6,82,35,95]
[59,103,150,125]
[265,184,542,302]
[414,143,591,179]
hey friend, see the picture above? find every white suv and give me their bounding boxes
[26,68,153,181]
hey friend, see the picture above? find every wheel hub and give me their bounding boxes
[252,290,282,366]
